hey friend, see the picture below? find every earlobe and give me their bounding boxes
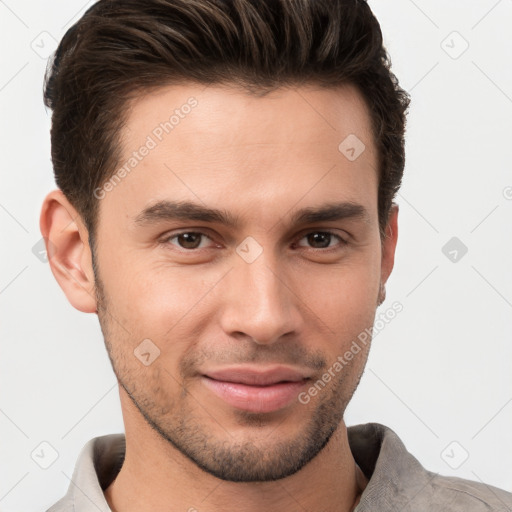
[39,189,97,314]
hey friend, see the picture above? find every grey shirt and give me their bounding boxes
[47,422,512,511]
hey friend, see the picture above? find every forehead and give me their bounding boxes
[121,82,375,152]
[98,82,379,231]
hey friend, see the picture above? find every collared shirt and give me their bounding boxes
[47,422,512,511]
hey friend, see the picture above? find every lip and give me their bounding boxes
[201,366,311,413]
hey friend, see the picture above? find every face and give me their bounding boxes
[91,82,396,482]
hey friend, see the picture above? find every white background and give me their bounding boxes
[1,0,511,510]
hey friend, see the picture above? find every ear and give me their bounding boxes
[39,189,97,313]
[380,203,399,288]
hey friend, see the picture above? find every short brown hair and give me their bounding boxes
[43,0,410,246]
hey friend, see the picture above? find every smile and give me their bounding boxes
[201,366,312,413]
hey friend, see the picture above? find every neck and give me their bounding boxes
[104,393,368,512]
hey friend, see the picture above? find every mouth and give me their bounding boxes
[201,366,312,414]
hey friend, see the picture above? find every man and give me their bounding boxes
[40,0,512,511]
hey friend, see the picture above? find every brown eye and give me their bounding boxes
[177,233,202,249]
[296,231,347,250]
[165,231,212,250]
[306,232,331,249]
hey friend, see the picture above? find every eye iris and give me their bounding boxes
[308,232,331,248]
[178,233,202,249]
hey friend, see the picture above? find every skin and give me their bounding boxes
[40,82,398,512]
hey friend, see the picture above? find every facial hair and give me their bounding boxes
[92,251,371,482]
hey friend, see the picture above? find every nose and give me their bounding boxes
[218,249,303,345]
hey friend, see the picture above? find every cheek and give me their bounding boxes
[99,237,380,346]
[298,259,379,332]
[104,260,222,353]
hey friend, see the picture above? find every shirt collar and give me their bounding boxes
[50,423,429,511]
[347,423,436,510]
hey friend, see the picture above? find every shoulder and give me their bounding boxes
[349,422,512,511]
[45,433,125,512]
[45,493,73,512]
[426,472,512,511]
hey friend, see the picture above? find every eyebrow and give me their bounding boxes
[133,199,371,228]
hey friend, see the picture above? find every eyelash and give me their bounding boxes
[160,230,348,253]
